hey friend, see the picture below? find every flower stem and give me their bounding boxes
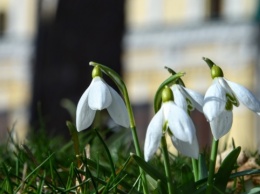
[192,158,198,182]
[130,126,149,193]
[161,135,174,194]
[124,88,149,193]
[206,139,219,194]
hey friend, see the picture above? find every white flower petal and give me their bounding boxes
[76,87,96,131]
[144,109,164,161]
[203,80,226,121]
[106,85,130,128]
[171,135,199,159]
[166,102,195,143]
[171,85,188,110]
[227,80,260,114]
[88,77,112,110]
[210,110,233,140]
[181,86,204,112]
[218,78,237,98]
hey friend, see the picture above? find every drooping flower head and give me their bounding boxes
[144,86,199,161]
[171,84,204,113]
[76,65,129,131]
[203,57,260,140]
[164,67,204,113]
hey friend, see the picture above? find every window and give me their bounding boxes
[0,11,6,37]
[209,0,222,19]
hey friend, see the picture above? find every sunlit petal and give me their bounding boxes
[171,135,199,159]
[227,80,260,114]
[203,79,226,121]
[210,110,233,140]
[76,88,96,131]
[144,109,164,161]
[181,86,204,112]
[166,102,195,143]
[88,77,112,110]
[107,85,130,128]
[171,85,187,110]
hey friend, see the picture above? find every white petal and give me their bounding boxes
[171,85,188,110]
[76,87,96,131]
[203,79,226,121]
[226,80,260,114]
[88,77,112,110]
[210,110,233,140]
[144,109,164,161]
[165,102,195,143]
[181,86,204,112]
[171,135,199,159]
[106,85,130,128]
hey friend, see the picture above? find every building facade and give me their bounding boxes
[123,0,260,151]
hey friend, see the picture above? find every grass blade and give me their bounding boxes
[15,152,55,192]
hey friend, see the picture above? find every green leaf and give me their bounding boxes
[229,168,260,179]
[67,121,80,157]
[214,146,241,192]
[247,187,260,194]
[164,66,186,87]
[131,153,167,183]
[154,72,185,112]
[178,165,196,193]
[15,152,55,192]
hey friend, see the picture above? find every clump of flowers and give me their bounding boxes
[73,58,260,194]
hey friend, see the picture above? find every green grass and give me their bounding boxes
[1,123,260,194]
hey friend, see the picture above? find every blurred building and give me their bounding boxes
[1,0,260,153]
[123,0,260,151]
[0,0,36,141]
[0,0,125,141]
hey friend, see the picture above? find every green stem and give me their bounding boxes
[206,139,219,194]
[120,77,149,194]
[192,159,198,182]
[129,126,148,193]
[119,73,148,193]
[161,135,174,194]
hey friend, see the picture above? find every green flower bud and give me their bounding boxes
[162,86,174,102]
[92,65,102,78]
[211,65,224,79]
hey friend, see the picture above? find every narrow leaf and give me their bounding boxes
[214,146,241,192]
[67,121,81,165]
[247,187,260,194]
[15,152,55,192]
[131,153,167,183]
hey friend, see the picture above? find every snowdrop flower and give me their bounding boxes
[76,65,129,131]
[203,64,260,140]
[171,84,204,113]
[144,86,199,161]
[170,84,202,157]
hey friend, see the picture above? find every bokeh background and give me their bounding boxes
[0,0,260,153]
